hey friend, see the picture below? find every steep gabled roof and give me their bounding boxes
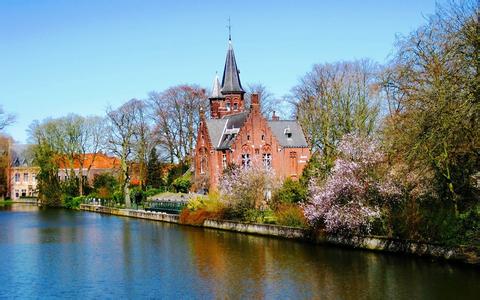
[205,111,248,149]
[221,40,245,94]
[267,120,309,148]
[205,119,227,148]
[210,73,223,99]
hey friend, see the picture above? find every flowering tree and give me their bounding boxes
[219,163,280,217]
[304,134,401,234]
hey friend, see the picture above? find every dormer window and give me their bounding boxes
[284,127,292,139]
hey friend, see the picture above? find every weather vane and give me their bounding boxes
[227,17,232,41]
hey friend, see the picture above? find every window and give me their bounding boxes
[226,102,231,111]
[21,189,26,197]
[24,173,29,182]
[14,173,20,183]
[15,190,19,198]
[241,154,250,168]
[32,174,36,182]
[233,103,238,111]
[263,153,272,168]
[247,135,250,141]
[285,127,292,139]
[261,134,265,141]
[290,151,298,176]
[222,154,227,169]
[255,149,259,155]
[200,157,207,174]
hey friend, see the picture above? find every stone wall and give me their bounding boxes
[80,204,179,223]
[79,204,479,265]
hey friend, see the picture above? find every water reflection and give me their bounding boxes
[0,205,478,299]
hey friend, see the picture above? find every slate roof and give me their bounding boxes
[205,119,228,148]
[10,144,34,167]
[205,112,308,150]
[210,73,223,98]
[205,112,248,149]
[267,120,309,148]
[221,41,245,94]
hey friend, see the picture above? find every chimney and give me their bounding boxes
[271,111,280,121]
[251,93,259,105]
[250,93,261,114]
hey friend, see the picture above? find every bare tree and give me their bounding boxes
[381,0,479,213]
[132,100,155,189]
[106,99,141,208]
[290,59,381,170]
[76,116,107,195]
[0,106,15,131]
[244,83,288,118]
[149,85,207,163]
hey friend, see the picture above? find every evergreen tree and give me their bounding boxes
[146,147,163,188]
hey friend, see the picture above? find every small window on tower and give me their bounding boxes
[247,135,250,141]
[226,102,231,111]
[222,153,227,169]
[233,103,238,111]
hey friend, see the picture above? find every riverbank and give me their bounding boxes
[79,204,479,265]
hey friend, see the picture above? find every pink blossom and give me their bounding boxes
[304,133,401,234]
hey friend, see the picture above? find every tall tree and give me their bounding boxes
[132,100,155,189]
[381,0,479,214]
[0,135,12,198]
[106,99,141,208]
[0,106,15,131]
[149,85,207,163]
[146,147,164,188]
[290,59,381,171]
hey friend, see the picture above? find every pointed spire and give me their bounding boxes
[210,72,223,98]
[221,40,245,94]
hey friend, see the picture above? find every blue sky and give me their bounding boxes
[1,0,438,143]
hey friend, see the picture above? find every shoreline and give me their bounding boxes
[79,204,479,266]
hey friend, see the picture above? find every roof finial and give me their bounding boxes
[227,17,232,41]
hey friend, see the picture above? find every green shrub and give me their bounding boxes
[64,195,86,209]
[272,178,307,208]
[113,190,124,204]
[172,175,192,193]
[130,187,146,205]
[93,173,118,199]
[145,187,166,197]
[275,204,307,228]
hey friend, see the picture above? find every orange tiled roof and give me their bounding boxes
[57,153,120,170]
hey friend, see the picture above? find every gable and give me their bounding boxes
[205,111,248,149]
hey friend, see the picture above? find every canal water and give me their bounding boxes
[0,204,478,299]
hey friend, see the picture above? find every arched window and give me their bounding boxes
[200,156,207,174]
[241,154,250,168]
[262,153,272,168]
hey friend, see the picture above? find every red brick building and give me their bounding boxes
[195,38,310,191]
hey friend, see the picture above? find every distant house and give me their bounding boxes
[57,153,121,185]
[9,145,39,200]
[7,150,123,200]
[194,38,310,191]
